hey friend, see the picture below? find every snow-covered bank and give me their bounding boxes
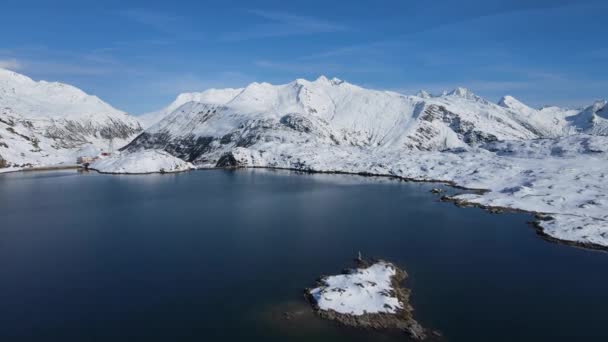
[90,150,194,174]
[202,136,608,249]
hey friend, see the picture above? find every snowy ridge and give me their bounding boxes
[127,76,560,160]
[0,68,142,168]
[138,88,244,128]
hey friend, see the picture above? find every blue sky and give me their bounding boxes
[1,0,607,114]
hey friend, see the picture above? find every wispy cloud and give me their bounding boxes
[118,8,181,30]
[123,70,251,97]
[0,45,144,77]
[117,8,204,41]
[255,59,393,74]
[0,58,22,71]
[221,9,349,41]
[298,40,407,61]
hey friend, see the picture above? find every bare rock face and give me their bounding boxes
[216,151,241,168]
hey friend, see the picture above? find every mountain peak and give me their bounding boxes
[313,75,344,86]
[316,75,330,83]
[498,95,528,108]
[416,90,432,99]
[0,67,34,84]
[447,87,475,98]
[586,100,608,119]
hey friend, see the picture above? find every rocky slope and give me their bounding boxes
[124,76,572,164]
[0,68,142,168]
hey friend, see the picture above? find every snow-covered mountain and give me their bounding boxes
[0,68,142,168]
[119,77,608,250]
[123,76,596,165]
[3,70,607,250]
[565,100,608,136]
[138,88,244,129]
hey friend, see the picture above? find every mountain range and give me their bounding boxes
[2,69,607,170]
[126,75,606,167]
[2,68,608,248]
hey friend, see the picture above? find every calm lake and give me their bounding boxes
[0,169,606,341]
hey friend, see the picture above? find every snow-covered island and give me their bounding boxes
[307,260,426,339]
[1,68,607,250]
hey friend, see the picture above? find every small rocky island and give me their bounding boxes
[306,258,427,340]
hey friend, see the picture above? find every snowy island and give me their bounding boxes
[307,260,426,339]
[1,67,607,250]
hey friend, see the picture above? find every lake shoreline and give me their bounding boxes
[2,163,606,252]
[216,165,608,252]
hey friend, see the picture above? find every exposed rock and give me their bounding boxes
[216,151,241,168]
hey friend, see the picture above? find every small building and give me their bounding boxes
[77,156,97,164]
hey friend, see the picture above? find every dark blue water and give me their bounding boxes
[0,169,606,342]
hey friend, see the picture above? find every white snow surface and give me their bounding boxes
[309,262,403,315]
[0,68,124,119]
[138,88,244,128]
[90,150,193,174]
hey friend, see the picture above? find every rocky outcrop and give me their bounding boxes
[306,259,427,340]
[423,105,499,145]
[216,151,241,168]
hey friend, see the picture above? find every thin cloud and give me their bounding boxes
[298,40,407,61]
[255,59,393,74]
[221,9,349,41]
[117,8,205,41]
[297,1,601,63]
[0,58,22,71]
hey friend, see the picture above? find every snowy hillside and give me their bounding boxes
[126,76,566,164]
[0,68,142,168]
[90,150,193,174]
[138,88,244,128]
[117,76,608,249]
